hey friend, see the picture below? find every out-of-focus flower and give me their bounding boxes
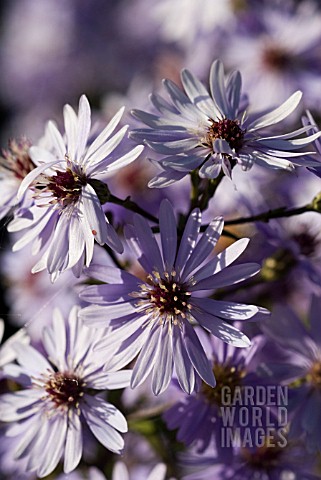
[259,296,321,453]
[1,239,83,340]
[0,137,35,220]
[146,0,235,48]
[258,214,321,288]
[0,319,29,370]
[163,334,278,457]
[181,435,320,479]
[0,307,131,478]
[224,3,321,111]
[7,95,143,280]
[112,461,170,480]
[80,199,268,396]
[131,60,320,186]
[56,462,173,480]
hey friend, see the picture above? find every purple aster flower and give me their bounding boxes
[130,59,320,186]
[181,435,320,480]
[163,334,279,457]
[0,137,35,220]
[0,306,131,478]
[7,95,144,280]
[259,295,321,453]
[79,199,268,395]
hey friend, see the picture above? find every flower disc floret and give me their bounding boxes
[205,118,245,153]
[47,168,86,206]
[201,361,245,406]
[45,372,85,409]
[134,269,192,321]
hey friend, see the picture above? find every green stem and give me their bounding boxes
[198,170,225,212]
[189,170,201,211]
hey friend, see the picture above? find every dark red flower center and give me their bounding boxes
[206,118,245,152]
[262,46,292,71]
[0,138,35,180]
[241,441,284,468]
[45,372,85,408]
[48,168,86,205]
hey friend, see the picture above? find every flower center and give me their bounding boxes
[0,138,34,180]
[241,441,284,469]
[292,230,319,258]
[47,168,86,206]
[45,372,85,408]
[262,46,292,71]
[201,361,246,406]
[205,118,245,152]
[132,271,192,322]
[307,361,321,387]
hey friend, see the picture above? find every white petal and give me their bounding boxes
[64,103,78,160]
[91,144,144,176]
[84,408,125,453]
[47,121,66,159]
[112,462,129,480]
[17,158,62,201]
[63,412,83,473]
[76,94,91,162]
[37,415,67,478]
[14,343,52,376]
[247,91,302,131]
[148,463,167,480]
[84,107,125,162]
[85,126,128,170]
[81,183,108,246]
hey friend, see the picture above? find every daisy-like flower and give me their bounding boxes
[163,335,277,456]
[259,295,321,453]
[0,137,35,220]
[181,435,320,480]
[79,199,268,396]
[130,59,320,186]
[7,95,144,279]
[148,0,235,48]
[0,306,131,478]
[224,3,321,111]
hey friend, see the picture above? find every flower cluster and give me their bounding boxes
[2,2,321,478]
